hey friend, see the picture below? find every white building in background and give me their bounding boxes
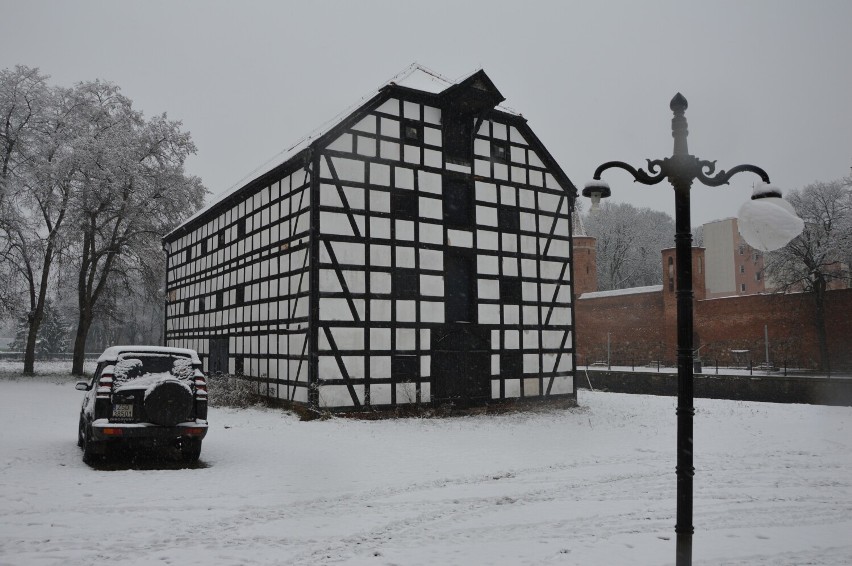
[161,64,579,411]
[703,217,765,298]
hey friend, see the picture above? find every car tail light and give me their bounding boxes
[193,370,207,400]
[96,372,114,398]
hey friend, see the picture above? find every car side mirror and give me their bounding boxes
[75,381,91,391]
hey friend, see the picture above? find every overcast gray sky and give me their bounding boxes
[2,0,850,226]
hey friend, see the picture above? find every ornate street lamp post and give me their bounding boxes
[582,93,801,566]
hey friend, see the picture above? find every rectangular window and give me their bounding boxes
[392,354,418,380]
[401,119,421,144]
[392,268,419,299]
[498,204,520,232]
[499,277,522,304]
[443,175,473,228]
[185,247,192,263]
[391,190,419,221]
[491,140,509,163]
[755,271,762,281]
[739,264,745,274]
[218,230,226,248]
[444,112,472,165]
[740,283,746,292]
[738,245,745,255]
[500,352,522,378]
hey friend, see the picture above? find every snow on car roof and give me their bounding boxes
[97,346,201,365]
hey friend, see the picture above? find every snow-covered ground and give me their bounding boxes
[1,374,850,566]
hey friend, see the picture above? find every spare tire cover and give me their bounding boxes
[145,381,193,426]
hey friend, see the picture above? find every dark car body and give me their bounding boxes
[77,346,208,463]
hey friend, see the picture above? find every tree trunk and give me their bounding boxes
[23,312,41,375]
[71,311,93,376]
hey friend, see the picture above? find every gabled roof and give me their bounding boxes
[166,63,570,242]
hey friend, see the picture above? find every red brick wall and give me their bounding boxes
[576,287,852,370]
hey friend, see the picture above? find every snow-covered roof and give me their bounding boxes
[97,346,201,365]
[579,285,663,300]
[168,63,522,239]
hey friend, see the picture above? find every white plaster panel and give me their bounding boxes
[370,328,391,350]
[424,149,442,168]
[371,217,391,239]
[371,272,391,294]
[492,122,507,140]
[371,299,391,321]
[320,298,362,321]
[403,145,420,165]
[419,248,443,270]
[370,190,390,213]
[420,275,444,296]
[370,163,391,186]
[353,116,378,134]
[321,212,354,237]
[318,384,364,408]
[504,330,520,349]
[542,330,565,349]
[319,269,343,293]
[334,242,365,264]
[395,166,415,189]
[493,163,508,181]
[473,138,490,157]
[540,260,563,280]
[505,379,521,397]
[502,233,517,252]
[396,327,416,349]
[476,206,498,227]
[370,383,391,405]
[396,300,416,322]
[380,140,400,161]
[370,245,392,266]
[419,171,442,194]
[421,355,430,377]
[520,212,537,232]
[477,255,498,275]
[491,380,501,399]
[343,270,366,294]
[509,126,526,144]
[419,223,443,245]
[446,162,471,174]
[522,281,538,301]
[548,238,571,259]
[424,127,441,146]
[539,192,560,213]
[491,354,500,375]
[342,186,365,210]
[403,101,419,119]
[331,157,365,183]
[550,375,573,394]
[502,257,518,276]
[523,329,539,349]
[478,230,498,250]
[529,170,544,187]
[396,246,415,268]
[504,304,520,324]
[524,378,541,397]
[528,151,544,168]
[395,382,417,404]
[479,304,500,323]
[524,305,539,325]
[423,105,440,125]
[376,99,399,115]
[420,302,444,323]
[380,117,400,137]
[510,146,526,164]
[356,136,376,157]
[545,173,559,189]
[474,159,490,177]
[318,356,342,379]
[396,220,414,241]
[524,354,540,372]
[419,196,442,220]
[550,308,571,325]
[447,230,472,248]
[478,279,499,299]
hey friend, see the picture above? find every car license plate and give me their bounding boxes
[112,403,134,418]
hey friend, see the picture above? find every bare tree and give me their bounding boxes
[764,177,852,373]
[67,80,205,374]
[584,202,675,290]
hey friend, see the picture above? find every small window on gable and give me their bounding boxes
[392,190,419,221]
[392,354,418,380]
[500,352,522,378]
[392,268,419,299]
[491,140,509,164]
[499,277,522,304]
[740,283,746,292]
[498,204,520,232]
[402,119,421,144]
[738,244,745,255]
[756,271,762,281]
[443,174,473,228]
[668,257,675,291]
[739,264,745,274]
[444,112,472,165]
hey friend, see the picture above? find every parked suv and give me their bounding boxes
[77,346,208,463]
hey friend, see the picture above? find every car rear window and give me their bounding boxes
[113,354,195,387]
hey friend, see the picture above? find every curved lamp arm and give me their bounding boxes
[593,159,667,186]
[696,163,771,187]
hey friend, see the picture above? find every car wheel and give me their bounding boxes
[180,438,202,463]
[81,422,97,464]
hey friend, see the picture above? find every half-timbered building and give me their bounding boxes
[163,64,579,410]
